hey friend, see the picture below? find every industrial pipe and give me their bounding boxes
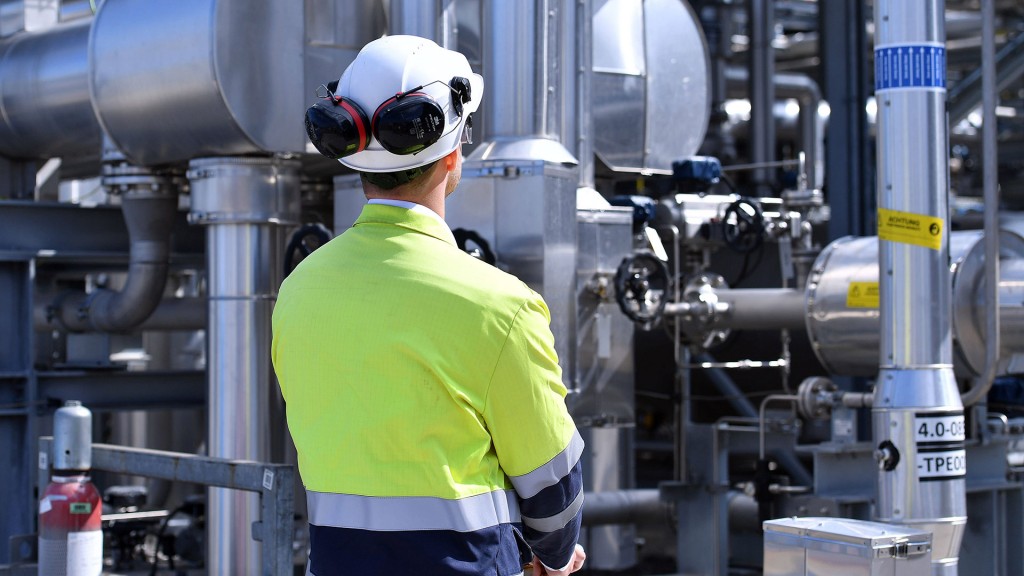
[53,164,180,332]
[872,1,966,573]
[187,156,300,576]
[470,0,577,164]
[961,0,1000,409]
[0,18,101,159]
[747,0,774,196]
[581,489,666,527]
[388,0,440,40]
[725,68,824,191]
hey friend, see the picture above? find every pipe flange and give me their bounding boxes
[676,273,730,349]
[796,376,837,420]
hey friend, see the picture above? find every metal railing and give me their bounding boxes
[36,437,295,576]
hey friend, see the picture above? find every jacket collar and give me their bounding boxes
[353,202,457,247]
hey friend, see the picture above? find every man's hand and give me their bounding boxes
[530,544,586,576]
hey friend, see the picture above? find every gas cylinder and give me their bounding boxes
[39,400,103,575]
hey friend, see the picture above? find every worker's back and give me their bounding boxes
[273,203,578,575]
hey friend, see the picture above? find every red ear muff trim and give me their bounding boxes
[304,95,371,160]
[336,97,369,153]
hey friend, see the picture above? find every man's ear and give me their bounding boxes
[444,148,459,171]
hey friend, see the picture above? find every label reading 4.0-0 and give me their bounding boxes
[914,413,966,443]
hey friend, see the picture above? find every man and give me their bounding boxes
[273,35,586,576]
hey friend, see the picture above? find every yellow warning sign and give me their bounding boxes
[877,208,943,251]
[847,282,879,308]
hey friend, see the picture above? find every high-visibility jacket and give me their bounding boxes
[272,203,584,576]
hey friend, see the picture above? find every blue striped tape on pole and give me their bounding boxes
[874,44,946,92]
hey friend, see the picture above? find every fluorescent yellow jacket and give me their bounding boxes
[272,203,584,576]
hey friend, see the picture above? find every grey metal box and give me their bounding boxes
[763,517,932,576]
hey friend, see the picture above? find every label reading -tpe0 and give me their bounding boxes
[916,448,966,481]
[877,208,943,251]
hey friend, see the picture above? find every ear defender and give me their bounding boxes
[304,95,371,160]
[304,77,474,160]
[372,93,447,156]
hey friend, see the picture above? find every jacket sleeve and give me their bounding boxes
[482,293,585,570]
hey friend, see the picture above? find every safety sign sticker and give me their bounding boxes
[875,43,946,92]
[877,208,943,251]
[846,282,879,309]
[916,447,966,481]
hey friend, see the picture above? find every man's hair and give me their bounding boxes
[360,160,439,191]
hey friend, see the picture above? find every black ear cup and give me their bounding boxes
[304,96,371,159]
[372,93,447,155]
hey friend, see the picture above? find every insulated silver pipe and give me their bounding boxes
[482,0,539,139]
[187,157,300,576]
[575,0,593,188]
[872,1,965,574]
[388,0,440,40]
[0,18,101,159]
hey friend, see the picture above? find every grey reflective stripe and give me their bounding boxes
[509,429,585,499]
[307,489,520,532]
[521,488,584,533]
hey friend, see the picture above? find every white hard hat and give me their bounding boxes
[336,35,484,173]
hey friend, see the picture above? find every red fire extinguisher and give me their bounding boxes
[39,400,103,575]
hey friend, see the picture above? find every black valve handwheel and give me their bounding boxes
[721,197,765,254]
[614,251,670,325]
[284,223,333,277]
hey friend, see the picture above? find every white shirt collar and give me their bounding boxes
[367,199,446,225]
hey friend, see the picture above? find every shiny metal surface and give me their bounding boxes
[592,0,709,174]
[875,0,950,370]
[580,428,636,570]
[477,0,578,163]
[874,2,965,571]
[873,370,966,576]
[53,400,92,471]
[806,231,1024,377]
[446,160,578,389]
[574,205,634,425]
[91,0,304,165]
[389,0,439,39]
[303,0,384,118]
[187,157,300,576]
[951,230,1024,378]
[0,19,100,159]
[764,517,932,576]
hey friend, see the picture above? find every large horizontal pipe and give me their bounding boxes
[665,288,806,331]
[581,489,666,527]
[0,19,101,159]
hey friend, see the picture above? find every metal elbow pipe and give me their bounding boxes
[56,175,180,332]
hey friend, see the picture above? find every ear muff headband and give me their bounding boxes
[372,92,446,156]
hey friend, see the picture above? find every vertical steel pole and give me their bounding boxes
[748,0,775,195]
[188,157,300,576]
[872,2,966,574]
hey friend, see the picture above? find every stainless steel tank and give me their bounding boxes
[591,0,709,174]
[806,229,1024,378]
